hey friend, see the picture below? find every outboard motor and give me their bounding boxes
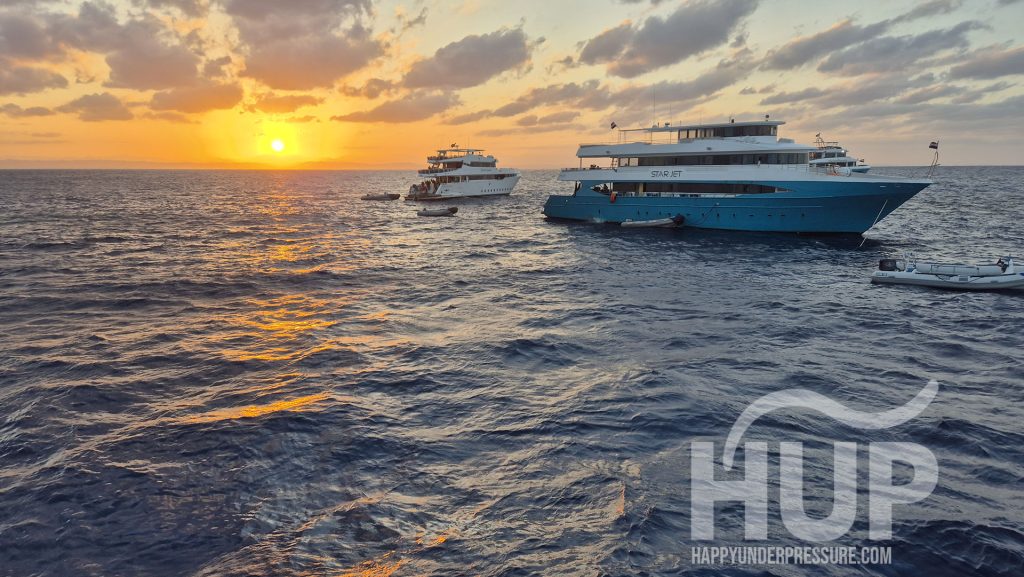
[878,258,898,271]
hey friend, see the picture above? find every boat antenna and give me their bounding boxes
[652,85,656,128]
[927,140,940,178]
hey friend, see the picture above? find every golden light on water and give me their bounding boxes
[182,392,330,424]
[338,554,404,577]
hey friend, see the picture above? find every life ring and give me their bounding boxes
[610,191,617,203]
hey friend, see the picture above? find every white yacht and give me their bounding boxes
[407,146,520,200]
[809,134,871,173]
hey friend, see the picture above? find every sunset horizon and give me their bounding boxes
[2,0,1023,170]
[4,3,1024,575]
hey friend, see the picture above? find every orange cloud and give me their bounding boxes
[246,93,324,114]
[57,92,133,121]
[150,82,244,113]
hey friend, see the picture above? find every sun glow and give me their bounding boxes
[193,111,366,168]
[271,139,285,152]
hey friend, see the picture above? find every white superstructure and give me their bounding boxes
[407,146,520,200]
[809,134,871,173]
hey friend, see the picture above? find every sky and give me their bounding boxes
[1,0,1022,169]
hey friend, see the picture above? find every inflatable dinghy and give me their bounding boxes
[417,206,458,217]
[872,256,1024,291]
[620,214,685,228]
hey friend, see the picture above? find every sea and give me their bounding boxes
[0,167,1022,577]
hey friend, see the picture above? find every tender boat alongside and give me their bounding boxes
[543,119,931,234]
[417,206,458,217]
[360,193,400,200]
[620,214,685,228]
[872,256,1024,290]
[407,146,520,200]
[809,134,871,174]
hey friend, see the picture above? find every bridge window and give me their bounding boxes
[616,182,786,194]
[635,152,806,166]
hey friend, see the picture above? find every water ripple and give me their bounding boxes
[0,168,1022,576]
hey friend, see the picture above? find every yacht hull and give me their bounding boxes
[543,179,929,234]
[409,175,520,200]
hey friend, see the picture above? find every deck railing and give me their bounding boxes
[560,163,821,172]
[556,164,879,179]
[575,135,779,147]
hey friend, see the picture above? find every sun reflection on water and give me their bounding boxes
[334,526,456,577]
[336,553,403,577]
[182,392,330,424]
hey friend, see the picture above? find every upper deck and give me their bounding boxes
[417,146,519,176]
[619,119,784,139]
[427,147,486,163]
[577,119,810,159]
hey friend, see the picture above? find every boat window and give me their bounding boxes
[635,152,807,166]
[623,182,785,194]
[670,124,779,139]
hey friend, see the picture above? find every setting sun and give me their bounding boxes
[1,3,1023,577]
[0,0,1020,169]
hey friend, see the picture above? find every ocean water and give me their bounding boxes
[0,167,1022,577]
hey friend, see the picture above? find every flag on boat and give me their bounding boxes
[929,141,939,149]
[450,142,457,148]
[610,122,617,129]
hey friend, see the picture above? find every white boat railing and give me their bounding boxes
[558,165,927,183]
[578,135,750,147]
[560,164,822,173]
[555,164,912,181]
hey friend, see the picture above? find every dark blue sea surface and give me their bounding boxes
[1,168,1022,576]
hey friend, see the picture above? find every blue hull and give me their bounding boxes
[543,179,928,233]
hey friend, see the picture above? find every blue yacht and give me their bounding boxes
[543,120,931,233]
